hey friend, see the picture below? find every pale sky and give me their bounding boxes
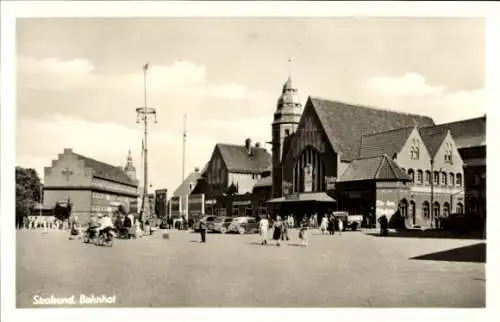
[16,17,486,194]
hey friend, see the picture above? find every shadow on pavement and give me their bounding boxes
[365,230,485,240]
[410,243,486,263]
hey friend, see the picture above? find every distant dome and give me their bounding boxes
[276,76,302,112]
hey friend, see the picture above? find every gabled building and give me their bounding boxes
[205,139,272,197]
[43,148,139,222]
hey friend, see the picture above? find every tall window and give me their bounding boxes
[433,171,439,185]
[441,172,447,185]
[410,138,420,160]
[456,173,463,187]
[399,199,408,218]
[417,170,423,185]
[456,202,464,214]
[443,202,450,216]
[444,142,453,163]
[425,170,431,185]
[422,201,430,219]
[433,202,440,218]
[449,173,455,186]
[408,169,415,184]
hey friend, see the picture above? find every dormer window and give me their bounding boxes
[409,138,420,160]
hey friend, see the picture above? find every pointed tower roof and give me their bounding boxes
[124,149,136,172]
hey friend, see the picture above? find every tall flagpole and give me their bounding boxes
[136,62,157,226]
[182,114,187,221]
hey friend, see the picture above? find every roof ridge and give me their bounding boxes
[352,155,384,162]
[73,152,122,170]
[310,96,435,120]
[362,126,414,138]
[429,115,486,128]
[373,154,388,179]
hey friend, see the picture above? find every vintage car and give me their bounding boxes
[227,216,259,235]
[211,216,233,234]
[332,211,363,231]
[192,215,216,232]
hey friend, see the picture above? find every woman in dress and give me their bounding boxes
[272,216,283,247]
[320,215,328,235]
[299,217,309,247]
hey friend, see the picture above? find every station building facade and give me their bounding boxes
[43,148,139,222]
[268,75,472,229]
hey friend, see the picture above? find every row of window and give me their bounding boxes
[403,168,462,187]
[91,178,137,194]
[400,200,464,218]
[91,192,130,204]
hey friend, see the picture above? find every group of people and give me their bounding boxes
[20,216,70,232]
[319,214,344,236]
[258,215,311,247]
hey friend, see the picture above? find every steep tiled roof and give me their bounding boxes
[73,153,137,186]
[359,127,414,159]
[338,154,411,182]
[253,175,272,189]
[309,97,435,161]
[172,164,208,197]
[418,128,449,158]
[421,116,486,149]
[217,144,272,173]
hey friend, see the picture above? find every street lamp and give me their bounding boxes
[136,63,158,226]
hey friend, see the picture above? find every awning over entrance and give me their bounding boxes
[266,192,336,204]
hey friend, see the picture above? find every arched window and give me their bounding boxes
[456,202,464,214]
[417,170,423,185]
[425,170,431,185]
[456,173,462,187]
[441,172,447,185]
[422,201,430,219]
[292,146,325,193]
[449,173,455,186]
[433,201,440,218]
[399,199,408,218]
[408,169,415,183]
[443,202,450,217]
[433,171,439,185]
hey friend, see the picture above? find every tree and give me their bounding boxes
[15,166,42,227]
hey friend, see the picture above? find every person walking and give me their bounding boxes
[320,215,328,235]
[328,214,335,235]
[259,215,269,245]
[282,216,290,242]
[298,217,309,246]
[337,217,344,235]
[199,217,207,243]
[272,216,283,246]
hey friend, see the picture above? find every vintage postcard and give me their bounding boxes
[1,1,498,322]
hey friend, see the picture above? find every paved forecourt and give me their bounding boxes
[16,228,485,308]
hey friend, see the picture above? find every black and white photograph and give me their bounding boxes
[1,1,498,321]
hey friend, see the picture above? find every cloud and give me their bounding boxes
[361,73,486,123]
[364,73,447,97]
[18,56,97,91]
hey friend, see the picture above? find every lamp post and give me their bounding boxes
[136,62,157,226]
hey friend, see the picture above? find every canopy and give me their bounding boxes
[266,192,336,204]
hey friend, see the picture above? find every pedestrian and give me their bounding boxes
[328,215,335,235]
[199,217,207,243]
[272,216,283,246]
[338,217,343,235]
[298,217,309,247]
[378,215,388,236]
[259,215,269,245]
[282,216,290,242]
[320,215,328,235]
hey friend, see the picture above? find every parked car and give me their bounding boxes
[227,216,259,234]
[211,216,233,233]
[332,211,361,231]
[193,215,216,232]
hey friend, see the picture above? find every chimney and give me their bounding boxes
[255,142,261,148]
[194,167,199,173]
[245,138,252,155]
[63,148,73,154]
